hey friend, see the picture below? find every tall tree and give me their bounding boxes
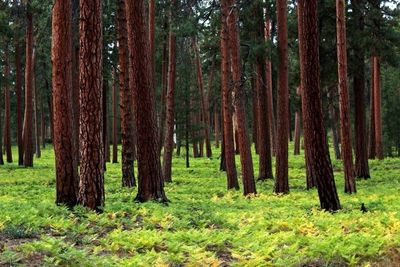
[112,69,118,164]
[117,0,135,187]
[33,49,41,158]
[368,57,376,159]
[226,0,256,195]
[162,0,177,183]
[298,0,341,211]
[373,56,383,160]
[220,0,239,190]
[125,0,168,202]
[4,45,12,163]
[23,0,34,167]
[336,0,356,193]
[275,0,289,194]
[351,0,370,178]
[78,0,105,211]
[52,0,79,207]
[15,43,24,166]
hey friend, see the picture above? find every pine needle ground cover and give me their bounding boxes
[0,146,399,266]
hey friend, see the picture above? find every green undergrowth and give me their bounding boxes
[0,144,399,266]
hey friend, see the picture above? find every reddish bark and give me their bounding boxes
[23,1,34,167]
[125,0,168,202]
[251,75,258,153]
[226,0,256,195]
[149,0,155,81]
[112,70,118,164]
[162,0,177,183]
[117,0,136,187]
[72,0,80,165]
[15,43,24,165]
[4,46,13,163]
[275,0,289,194]
[220,0,239,190]
[336,0,356,193]
[78,0,105,211]
[214,106,220,148]
[159,29,168,152]
[52,0,79,207]
[368,58,376,159]
[373,56,383,160]
[298,0,341,211]
[33,52,41,159]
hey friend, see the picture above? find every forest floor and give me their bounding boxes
[0,144,399,267]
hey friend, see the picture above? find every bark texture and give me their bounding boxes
[373,56,383,160]
[112,70,118,164]
[125,0,168,202]
[298,0,341,211]
[52,0,79,207]
[368,57,376,159]
[16,43,24,165]
[4,46,13,163]
[78,0,105,211]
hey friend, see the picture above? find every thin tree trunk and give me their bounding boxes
[162,0,177,183]
[117,0,135,187]
[125,0,168,202]
[336,0,356,193]
[0,102,3,165]
[103,81,110,164]
[159,20,169,152]
[23,0,34,167]
[78,0,105,211]
[112,70,118,164]
[328,90,341,160]
[373,56,383,160]
[368,57,376,159]
[15,43,24,165]
[251,75,258,153]
[298,0,341,211]
[33,52,41,159]
[52,0,79,207]
[214,105,220,148]
[275,0,289,194]
[226,0,255,195]
[221,0,238,190]
[4,46,13,163]
[41,109,45,148]
[294,88,301,155]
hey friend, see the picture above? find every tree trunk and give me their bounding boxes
[294,88,301,155]
[41,109,45,148]
[103,81,110,164]
[33,52,41,159]
[117,0,136,187]
[149,0,155,85]
[368,57,376,159]
[193,37,212,158]
[298,0,341,211]
[373,56,383,160]
[336,0,356,193]
[214,106,220,148]
[0,95,3,165]
[251,75,258,153]
[23,0,34,167]
[159,21,169,153]
[112,70,118,164]
[78,0,105,211]
[4,46,13,163]
[275,0,289,194]
[352,0,370,178]
[220,0,239,190]
[162,0,177,183]
[226,0,256,195]
[52,0,79,207]
[72,0,80,165]
[328,90,341,160]
[15,43,24,165]
[125,0,168,202]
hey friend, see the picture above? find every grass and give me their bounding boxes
[0,144,399,266]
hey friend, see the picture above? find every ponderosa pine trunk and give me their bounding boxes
[162,0,177,183]
[275,0,289,194]
[193,37,212,158]
[33,51,41,159]
[373,56,383,160]
[78,0,105,211]
[368,58,376,159]
[117,0,135,187]
[159,20,169,152]
[15,43,24,166]
[4,46,13,163]
[352,0,370,178]
[23,0,34,167]
[294,87,301,156]
[336,0,356,193]
[298,0,341,211]
[72,0,80,165]
[226,0,256,195]
[221,0,239,190]
[149,0,155,83]
[52,0,79,207]
[125,0,168,202]
[297,3,316,189]
[251,75,258,153]
[112,70,118,164]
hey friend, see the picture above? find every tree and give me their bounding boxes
[51,0,79,207]
[220,0,239,190]
[226,0,256,195]
[117,0,135,187]
[336,0,356,193]
[78,0,105,211]
[368,57,376,159]
[374,56,384,160]
[275,0,289,194]
[298,0,341,211]
[4,45,12,163]
[15,43,24,166]
[162,0,177,183]
[23,0,34,167]
[125,0,168,202]
[112,69,118,164]
[293,87,301,156]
